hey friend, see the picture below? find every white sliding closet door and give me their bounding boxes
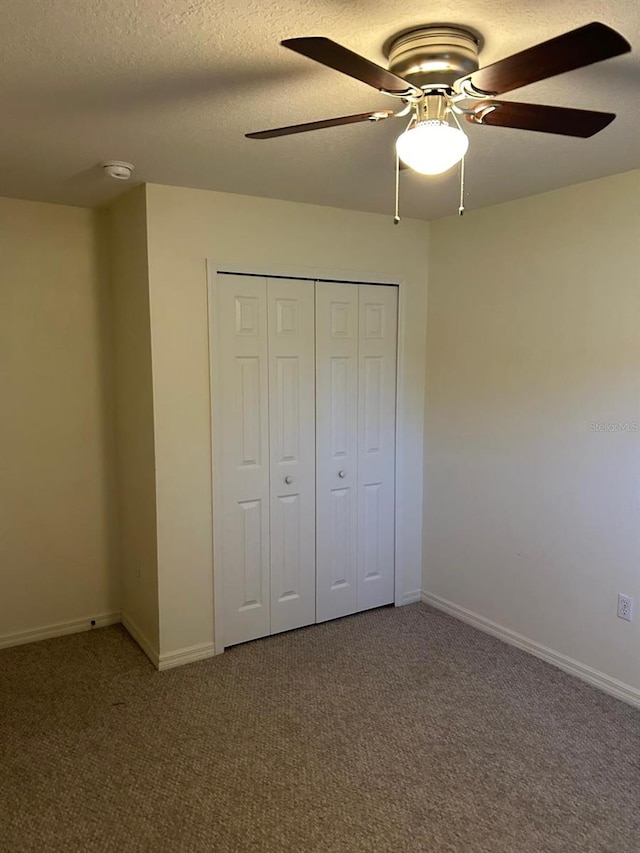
[357,285,398,612]
[267,278,316,634]
[215,274,270,646]
[315,282,360,622]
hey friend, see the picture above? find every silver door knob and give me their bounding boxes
[284,476,293,484]
[338,470,346,478]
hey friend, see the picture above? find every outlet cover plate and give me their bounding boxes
[617,593,633,622]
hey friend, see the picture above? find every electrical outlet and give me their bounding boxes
[617,593,633,622]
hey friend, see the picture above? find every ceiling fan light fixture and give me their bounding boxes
[395,120,469,175]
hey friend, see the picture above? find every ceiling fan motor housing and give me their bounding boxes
[388,26,480,90]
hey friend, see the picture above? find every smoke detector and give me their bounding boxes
[102,160,134,180]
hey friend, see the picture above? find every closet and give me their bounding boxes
[213,273,398,647]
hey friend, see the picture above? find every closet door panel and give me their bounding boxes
[357,285,398,611]
[216,274,270,645]
[268,278,316,634]
[316,282,359,622]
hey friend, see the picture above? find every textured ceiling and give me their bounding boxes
[1,0,639,218]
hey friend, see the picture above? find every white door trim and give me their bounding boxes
[207,261,410,653]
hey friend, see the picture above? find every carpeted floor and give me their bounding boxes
[1,604,638,852]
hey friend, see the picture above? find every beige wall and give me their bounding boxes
[6,168,635,693]
[424,171,640,691]
[0,197,118,641]
[144,184,430,657]
[106,187,159,655]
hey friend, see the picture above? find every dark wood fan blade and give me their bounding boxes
[467,100,616,137]
[465,22,631,96]
[282,37,421,96]
[246,110,394,139]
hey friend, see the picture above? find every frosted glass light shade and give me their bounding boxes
[396,120,469,175]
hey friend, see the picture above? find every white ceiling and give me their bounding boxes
[1,0,639,219]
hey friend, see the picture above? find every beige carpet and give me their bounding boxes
[1,603,638,852]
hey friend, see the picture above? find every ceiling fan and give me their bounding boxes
[246,22,631,183]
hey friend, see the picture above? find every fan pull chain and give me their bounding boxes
[449,106,466,216]
[394,153,401,224]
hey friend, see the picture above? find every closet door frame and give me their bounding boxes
[208,262,409,655]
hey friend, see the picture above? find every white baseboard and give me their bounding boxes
[0,611,121,651]
[121,615,215,670]
[121,612,160,669]
[0,609,215,674]
[399,590,422,605]
[421,591,640,710]
[158,641,216,671]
